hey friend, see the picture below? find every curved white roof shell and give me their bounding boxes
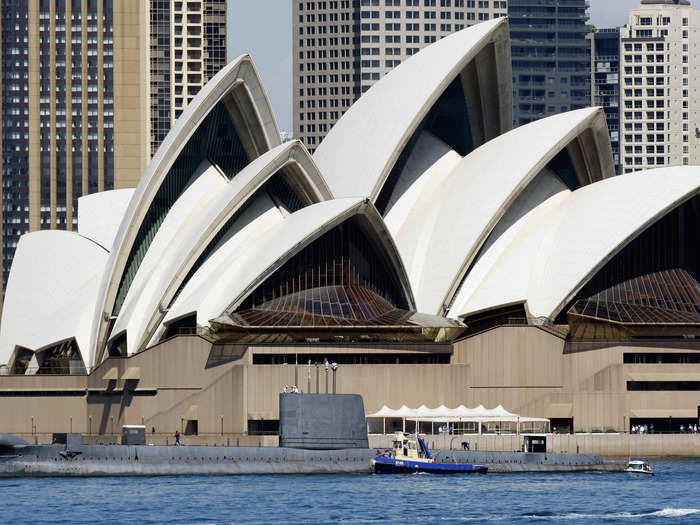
[450,167,700,321]
[313,18,511,201]
[151,192,287,345]
[162,198,415,332]
[396,107,613,315]
[108,161,227,355]
[110,141,331,355]
[0,231,108,367]
[90,54,281,363]
[77,188,135,251]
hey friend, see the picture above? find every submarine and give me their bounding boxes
[0,393,375,476]
[0,394,621,476]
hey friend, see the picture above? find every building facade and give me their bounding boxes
[588,28,621,174]
[619,0,700,174]
[0,0,226,294]
[293,0,508,152]
[150,0,227,155]
[0,21,697,441]
[508,0,590,127]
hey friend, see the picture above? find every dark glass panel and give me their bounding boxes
[251,352,451,365]
[375,75,474,215]
[627,381,700,391]
[624,353,700,364]
[546,144,580,191]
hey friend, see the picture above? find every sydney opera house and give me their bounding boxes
[0,18,698,438]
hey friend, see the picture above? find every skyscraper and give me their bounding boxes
[619,0,699,174]
[508,0,590,127]
[150,0,227,154]
[293,0,508,153]
[0,0,227,293]
[588,28,621,174]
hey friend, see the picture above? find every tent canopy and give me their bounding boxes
[366,404,549,423]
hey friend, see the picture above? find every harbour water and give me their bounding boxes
[2,457,699,524]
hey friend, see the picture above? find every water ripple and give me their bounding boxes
[1,457,699,524]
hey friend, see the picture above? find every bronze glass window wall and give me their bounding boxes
[565,196,700,338]
[235,217,409,326]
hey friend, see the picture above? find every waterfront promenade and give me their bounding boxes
[11,432,700,457]
[369,433,700,457]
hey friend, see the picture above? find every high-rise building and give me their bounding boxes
[150,0,227,154]
[619,0,699,174]
[588,28,621,174]
[293,0,508,153]
[0,0,227,293]
[508,0,591,127]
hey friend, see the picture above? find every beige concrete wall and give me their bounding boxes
[0,375,87,434]
[368,433,700,457]
[453,327,567,418]
[244,363,470,421]
[0,330,699,442]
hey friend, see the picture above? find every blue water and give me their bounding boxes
[2,458,700,524]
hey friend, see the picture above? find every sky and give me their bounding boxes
[228,0,642,134]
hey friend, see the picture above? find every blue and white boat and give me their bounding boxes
[372,432,487,474]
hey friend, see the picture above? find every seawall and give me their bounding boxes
[369,433,700,457]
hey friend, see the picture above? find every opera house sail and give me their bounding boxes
[0,19,697,438]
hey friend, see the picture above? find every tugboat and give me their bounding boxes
[371,432,487,474]
[624,458,654,475]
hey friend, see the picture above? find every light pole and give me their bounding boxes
[220,415,224,436]
[331,362,338,394]
[307,360,311,393]
[316,362,320,394]
[324,359,329,393]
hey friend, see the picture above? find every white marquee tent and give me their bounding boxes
[366,404,550,434]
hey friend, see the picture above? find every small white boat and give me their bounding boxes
[624,458,653,475]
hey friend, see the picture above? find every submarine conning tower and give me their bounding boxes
[278,393,369,450]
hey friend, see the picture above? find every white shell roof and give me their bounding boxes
[90,54,280,364]
[163,199,364,328]
[313,18,509,201]
[152,192,286,344]
[109,161,227,354]
[77,188,135,251]
[402,107,610,315]
[162,198,414,331]
[0,231,108,366]
[450,167,700,321]
[110,140,331,354]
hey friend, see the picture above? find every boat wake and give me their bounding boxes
[517,508,700,520]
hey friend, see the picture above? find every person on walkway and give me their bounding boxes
[175,430,181,445]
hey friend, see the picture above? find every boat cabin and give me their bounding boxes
[391,432,433,463]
